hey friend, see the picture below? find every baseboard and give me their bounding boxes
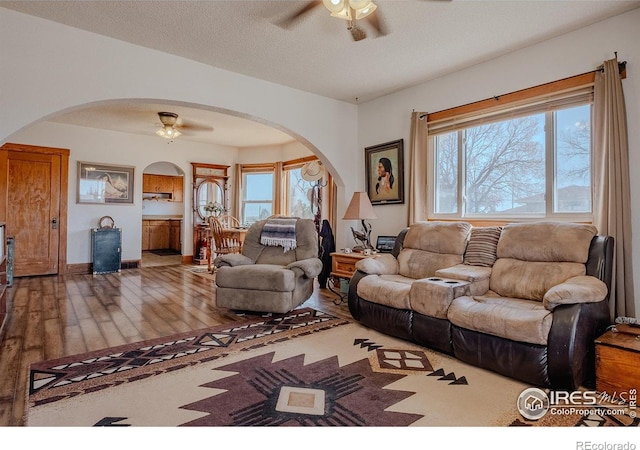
[120,260,140,270]
[66,260,140,275]
[182,255,193,264]
[65,263,92,275]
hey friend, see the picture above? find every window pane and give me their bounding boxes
[242,172,274,225]
[464,115,545,215]
[243,203,273,224]
[554,105,591,213]
[286,168,315,219]
[434,132,458,213]
[245,173,273,201]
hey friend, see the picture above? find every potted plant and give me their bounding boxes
[204,201,225,217]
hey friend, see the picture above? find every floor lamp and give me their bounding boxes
[343,192,377,251]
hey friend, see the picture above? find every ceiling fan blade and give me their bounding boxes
[365,10,387,36]
[179,119,214,132]
[277,1,322,28]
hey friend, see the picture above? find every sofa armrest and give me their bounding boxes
[286,258,323,278]
[543,276,608,311]
[354,253,399,275]
[435,264,491,282]
[435,264,491,296]
[214,254,254,268]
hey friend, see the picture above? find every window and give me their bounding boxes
[237,157,331,226]
[284,167,316,219]
[241,171,274,225]
[428,79,593,221]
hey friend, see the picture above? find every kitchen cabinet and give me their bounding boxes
[142,219,181,251]
[142,174,184,202]
[170,220,181,252]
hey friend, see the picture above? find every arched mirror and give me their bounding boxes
[195,179,224,220]
[191,162,230,264]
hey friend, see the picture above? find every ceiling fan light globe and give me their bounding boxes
[156,125,181,139]
[323,0,346,13]
[353,2,376,19]
[329,8,351,20]
[348,0,372,11]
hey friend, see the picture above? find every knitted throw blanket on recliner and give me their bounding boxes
[260,218,298,252]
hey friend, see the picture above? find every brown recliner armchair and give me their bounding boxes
[213,218,323,313]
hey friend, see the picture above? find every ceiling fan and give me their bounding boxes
[155,112,213,140]
[279,0,384,41]
[278,0,449,42]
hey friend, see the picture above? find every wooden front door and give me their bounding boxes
[1,144,69,277]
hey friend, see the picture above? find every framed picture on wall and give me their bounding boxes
[365,139,404,205]
[77,161,135,204]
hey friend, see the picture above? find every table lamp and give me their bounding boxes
[343,191,377,251]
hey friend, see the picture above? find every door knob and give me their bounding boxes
[52,218,58,229]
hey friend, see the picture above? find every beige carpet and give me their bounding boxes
[26,308,638,427]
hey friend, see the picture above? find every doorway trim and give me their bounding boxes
[0,142,69,275]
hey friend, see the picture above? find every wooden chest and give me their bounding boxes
[595,330,640,399]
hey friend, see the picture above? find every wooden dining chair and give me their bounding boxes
[217,214,241,228]
[207,216,242,273]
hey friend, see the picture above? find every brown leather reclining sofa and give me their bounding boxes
[348,221,613,390]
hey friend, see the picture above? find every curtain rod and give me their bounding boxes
[418,59,628,120]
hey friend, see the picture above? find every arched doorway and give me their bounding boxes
[141,161,185,267]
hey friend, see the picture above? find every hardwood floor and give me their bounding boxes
[0,264,351,426]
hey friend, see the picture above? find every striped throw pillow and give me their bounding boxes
[463,226,502,267]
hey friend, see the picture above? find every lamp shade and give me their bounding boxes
[343,192,377,220]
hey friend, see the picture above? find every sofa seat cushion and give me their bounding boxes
[490,258,586,301]
[409,277,470,319]
[356,274,413,310]
[448,295,552,345]
[216,264,294,292]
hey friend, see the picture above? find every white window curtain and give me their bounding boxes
[408,111,429,224]
[592,57,636,320]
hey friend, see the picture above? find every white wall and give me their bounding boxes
[0,7,359,247]
[8,121,238,263]
[236,141,313,164]
[358,8,640,312]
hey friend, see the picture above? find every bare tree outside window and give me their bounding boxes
[465,116,545,214]
[286,168,314,219]
[555,105,591,212]
[432,104,591,218]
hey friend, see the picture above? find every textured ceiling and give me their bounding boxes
[3,0,639,146]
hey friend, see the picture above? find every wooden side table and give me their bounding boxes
[328,252,371,305]
[595,329,640,403]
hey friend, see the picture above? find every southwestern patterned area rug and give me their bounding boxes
[26,308,638,427]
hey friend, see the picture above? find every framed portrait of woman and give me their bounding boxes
[364,139,404,205]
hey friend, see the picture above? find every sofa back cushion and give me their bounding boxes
[496,222,597,263]
[490,222,597,301]
[490,259,586,301]
[398,221,471,279]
